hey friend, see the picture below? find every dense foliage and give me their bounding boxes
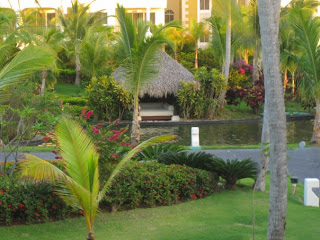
[0,176,73,225]
[86,76,132,121]
[103,162,217,212]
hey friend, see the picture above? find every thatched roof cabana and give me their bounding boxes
[112,51,195,98]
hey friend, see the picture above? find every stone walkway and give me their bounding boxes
[204,148,320,183]
[1,147,319,183]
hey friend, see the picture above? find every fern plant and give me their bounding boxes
[137,144,185,161]
[157,151,215,172]
[212,158,257,189]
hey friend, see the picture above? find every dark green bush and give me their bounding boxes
[63,97,87,106]
[212,158,257,189]
[103,162,217,212]
[0,176,74,225]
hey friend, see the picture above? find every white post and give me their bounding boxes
[190,127,201,150]
[146,7,151,22]
[304,178,319,207]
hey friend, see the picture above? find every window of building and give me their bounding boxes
[132,12,145,24]
[165,10,174,23]
[150,12,155,24]
[200,0,210,10]
[200,34,209,43]
[46,12,56,27]
[95,12,108,25]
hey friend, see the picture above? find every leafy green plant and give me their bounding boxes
[20,116,176,240]
[86,76,132,121]
[137,144,185,161]
[212,158,257,189]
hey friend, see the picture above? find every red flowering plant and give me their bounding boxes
[79,108,134,183]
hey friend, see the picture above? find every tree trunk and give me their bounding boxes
[75,53,81,86]
[253,38,260,83]
[195,43,198,69]
[283,68,288,93]
[218,5,232,109]
[291,72,295,94]
[310,99,320,145]
[131,92,140,145]
[258,0,288,239]
[254,99,270,191]
[40,68,47,95]
[243,49,248,64]
[87,232,94,240]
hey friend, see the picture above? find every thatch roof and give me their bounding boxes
[112,51,195,98]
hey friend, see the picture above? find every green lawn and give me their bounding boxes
[1,177,319,240]
[54,83,86,98]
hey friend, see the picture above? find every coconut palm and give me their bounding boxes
[115,5,179,144]
[182,19,208,69]
[20,116,176,240]
[81,25,114,78]
[164,26,184,61]
[58,0,106,86]
[288,7,320,144]
[258,0,288,238]
[212,0,243,108]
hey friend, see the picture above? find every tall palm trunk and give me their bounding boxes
[252,37,260,82]
[310,99,320,145]
[194,42,199,69]
[40,68,47,95]
[258,0,288,239]
[131,92,140,145]
[283,68,288,92]
[75,53,81,86]
[291,72,295,94]
[218,5,232,109]
[254,99,269,191]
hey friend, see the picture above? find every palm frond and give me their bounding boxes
[0,45,55,90]
[20,154,68,181]
[55,117,99,196]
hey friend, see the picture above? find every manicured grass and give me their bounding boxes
[221,101,261,120]
[3,146,55,153]
[1,177,319,240]
[54,83,86,98]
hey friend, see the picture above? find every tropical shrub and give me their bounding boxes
[157,151,216,172]
[211,158,257,189]
[103,162,217,212]
[0,176,73,225]
[177,67,226,119]
[137,144,185,161]
[86,76,132,121]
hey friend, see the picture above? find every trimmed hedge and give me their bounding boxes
[0,176,74,225]
[103,162,217,212]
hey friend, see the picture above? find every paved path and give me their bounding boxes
[2,148,319,183]
[204,148,320,183]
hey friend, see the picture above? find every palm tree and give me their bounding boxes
[182,19,208,69]
[212,0,243,108]
[288,7,320,144]
[115,5,179,145]
[58,0,105,86]
[258,0,288,239]
[20,116,176,240]
[81,25,113,78]
[164,26,184,61]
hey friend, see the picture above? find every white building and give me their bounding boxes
[0,0,167,28]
